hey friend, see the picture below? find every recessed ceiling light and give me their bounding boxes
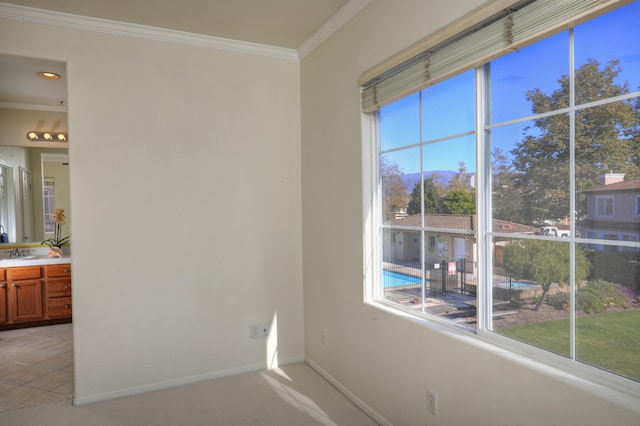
[37,71,61,79]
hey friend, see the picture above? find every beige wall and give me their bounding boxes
[0,16,304,403]
[301,0,640,425]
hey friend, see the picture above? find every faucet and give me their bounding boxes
[5,248,25,258]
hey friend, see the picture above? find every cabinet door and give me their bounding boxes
[10,280,43,322]
[0,283,7,324]
[47,297,72,319]
[46,264,71,279]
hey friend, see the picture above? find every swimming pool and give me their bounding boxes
[383,270,422,288]
[495,281,539,289]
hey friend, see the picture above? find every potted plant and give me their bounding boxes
[41,208,70,257]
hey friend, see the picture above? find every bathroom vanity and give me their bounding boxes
[0,256,72,329]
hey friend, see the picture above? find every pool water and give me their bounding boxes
[383,270,422,288]
[495,281,538,289]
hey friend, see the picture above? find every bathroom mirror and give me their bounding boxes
[0,54,69,245]
[0,146,69,244]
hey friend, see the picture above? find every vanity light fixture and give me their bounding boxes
[37,71,61,79]
[27,131,68,142]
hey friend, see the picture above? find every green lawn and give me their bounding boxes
[498,310,640,381]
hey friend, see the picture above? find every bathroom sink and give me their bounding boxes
[14,256,40,260]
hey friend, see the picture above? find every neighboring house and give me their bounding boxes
[383,214,538,268]
[582,173,640,252]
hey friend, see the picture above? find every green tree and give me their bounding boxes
[503,240,590,311]
[492,148,524,223]
[511,59,640,223]
[442,189,475,214]
[406,178,440,215]
[380,157,408,220]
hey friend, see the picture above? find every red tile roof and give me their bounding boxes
[385,214,538,235]
[583,179,640,193]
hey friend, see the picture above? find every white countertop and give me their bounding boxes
[0,256,71,268]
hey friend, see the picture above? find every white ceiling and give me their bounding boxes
[0,0,357,111]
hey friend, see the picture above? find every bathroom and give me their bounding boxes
[0,53,72,410]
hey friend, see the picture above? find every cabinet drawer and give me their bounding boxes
[47,296,72,319]
[47,280,71,298]
[9,267,43,281]
[46,264,71,278]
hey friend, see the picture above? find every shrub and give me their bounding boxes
[576,279,631,314]
[547,293,569,310]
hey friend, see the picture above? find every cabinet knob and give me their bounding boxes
[11,283,16,287]
[65,286,69,289]
[0,284,3,288]
[64,269,69,273]
[65,305,70,308]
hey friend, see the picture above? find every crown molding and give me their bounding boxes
[297,0,372,59]
[0,101,67,112]
[0,2,299,61]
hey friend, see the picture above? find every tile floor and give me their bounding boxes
[0,323,73,411]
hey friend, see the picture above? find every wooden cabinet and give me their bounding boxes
[0,263,72,329]
[0,269,7,324]
[7,266,44,323]
[45,264,72,319]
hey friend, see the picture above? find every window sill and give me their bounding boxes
[366,298,640,406]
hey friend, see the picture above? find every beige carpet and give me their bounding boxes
[0,363,378,426]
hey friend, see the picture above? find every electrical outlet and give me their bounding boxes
[321,328,328,345]
[260,322,269,337]
[427,390,438,416]
[250,322,260,339]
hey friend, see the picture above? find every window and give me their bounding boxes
[43,177,56,233]
[596,196,614,217]
[365,0,640,393]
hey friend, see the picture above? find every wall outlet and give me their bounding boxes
[260,322,269,337]
[250,322,260,339]
[427,390,438,416]
[321,328,328,345]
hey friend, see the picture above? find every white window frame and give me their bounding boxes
[596,195,614,218]
[362,0,640,400]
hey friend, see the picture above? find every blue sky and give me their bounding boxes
[379,0,640,177]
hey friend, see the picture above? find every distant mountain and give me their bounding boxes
[401,170,475,194]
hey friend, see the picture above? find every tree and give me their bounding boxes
[448,161,473,192]
[406,178,440,215]
[442,189,475,214]
[380,157,408,220]
[503,240,590,311]
[511,59,640,223]
[492,148,524,223]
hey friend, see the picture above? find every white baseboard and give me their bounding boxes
[73,355,305,406]
[305,356,391,426]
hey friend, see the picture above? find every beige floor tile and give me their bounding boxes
[0,366,52,386]
[0,386,45,411]
[34,353,73,371]
[13,391,70,409]
[0,361,28,378]
[12,349,55,366]
[51,380,74,397]
[0,382,15,393]
[23,371,73,392]
[0,324,74,411]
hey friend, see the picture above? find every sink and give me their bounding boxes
[14,256,40,260]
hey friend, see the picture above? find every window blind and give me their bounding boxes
[361,0,630,113]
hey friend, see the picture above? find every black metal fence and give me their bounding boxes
[382,258,477,299]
